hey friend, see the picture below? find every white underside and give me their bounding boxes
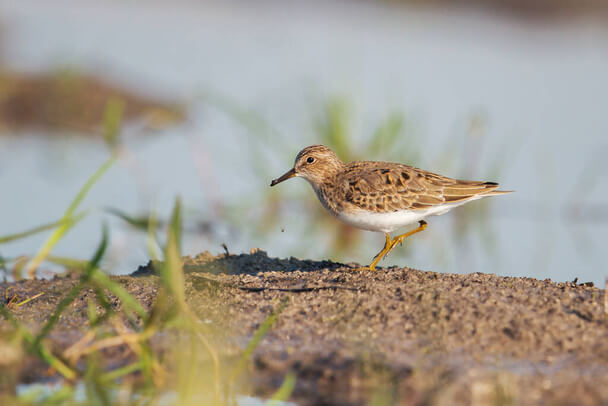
[336,195,486,233]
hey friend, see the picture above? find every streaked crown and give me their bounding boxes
[293,145,344,185]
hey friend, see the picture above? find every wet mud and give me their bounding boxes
[2,250,607,405]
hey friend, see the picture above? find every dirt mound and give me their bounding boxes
[2,251,607,405]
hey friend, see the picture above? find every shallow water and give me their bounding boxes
[16,382,297,406]
[0,0,607,284]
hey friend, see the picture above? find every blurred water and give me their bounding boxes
[16,382,297,406]
[0,0,607,284]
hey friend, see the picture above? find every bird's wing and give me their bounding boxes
[340,162,506,213]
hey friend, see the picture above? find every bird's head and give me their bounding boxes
[270,145,344,187]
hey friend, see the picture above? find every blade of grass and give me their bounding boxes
[87,297,100,326]
[100,361,142,383]
[159,197,185,308]
[67,328,156,359]
[265,371,296,406]
[46,255,89,270]
[89,269,147,320]
[0,212,87,245]
[110,318,166,388]
[155,197,223,399]
[106,207,153,231]
[33,224,109,347]
[15,292,44,307]
[26,157,116,276]
[102,97,125,151]
[11,256,29,280]
[169,197,182,252]
[89,287,113,327]
[65,159,116,221]
[37,344,78,381]
[32,282,85,346]
[84,352,112,406]
[2,254,89,276]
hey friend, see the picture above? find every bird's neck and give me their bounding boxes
[308,178,342,215]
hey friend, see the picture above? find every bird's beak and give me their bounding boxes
[270,168,296,186]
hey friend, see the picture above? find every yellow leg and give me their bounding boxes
[385,220,428,258]
[368,233,392,271]
[368,220,428,271]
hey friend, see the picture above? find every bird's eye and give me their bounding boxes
[306,156,315,164]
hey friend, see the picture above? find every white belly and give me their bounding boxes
[336,198,482,233]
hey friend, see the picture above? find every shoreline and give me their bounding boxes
[2,250,607,405]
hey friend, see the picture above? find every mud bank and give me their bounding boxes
[0,70,184,134]
[2,250,607,405]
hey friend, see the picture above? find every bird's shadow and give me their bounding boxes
[131,249,346,277]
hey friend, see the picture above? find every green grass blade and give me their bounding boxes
[265,371,296,406]
[46,255,89,270]
[105,207,153,231]
[14,292,44,307]
[88,224,109,267]
[26,156,116,275]
[159,197,185,307]
[89,286,114,327]
[0,212,87,245]
[24,212,87,276]
[34,224,109,347]
[66,157,116,216]
[36,344,78,381]
[100,361,142,383]
[89,269,147,319]
[32,280,86,347]
[169,197,182,253]
[102,97,125,151]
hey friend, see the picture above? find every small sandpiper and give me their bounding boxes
[270,145,511,270]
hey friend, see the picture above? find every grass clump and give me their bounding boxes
[1,195,292,406]
[0,100,294,406]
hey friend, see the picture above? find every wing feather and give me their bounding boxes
[338,161,507,212]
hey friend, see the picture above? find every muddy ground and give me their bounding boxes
[0,70,184,134]
[2,250,608,405]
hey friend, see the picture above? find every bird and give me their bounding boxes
[270,145,511,270]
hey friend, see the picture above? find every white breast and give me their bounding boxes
[336,197,484,233]
[305,176,488,234]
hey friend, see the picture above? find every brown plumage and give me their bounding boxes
[270,144,512,270]
[338,160,509,214]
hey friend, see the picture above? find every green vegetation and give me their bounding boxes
[0,101,293,406]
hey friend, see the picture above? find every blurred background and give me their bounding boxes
[0,0,606,284]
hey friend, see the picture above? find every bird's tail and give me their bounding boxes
[482,189,514,196]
